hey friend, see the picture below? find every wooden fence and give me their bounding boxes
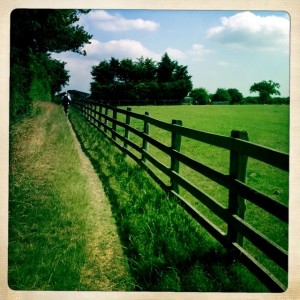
[71,95,289,292]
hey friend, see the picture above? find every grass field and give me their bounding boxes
[121,104,289,286]
[70,103,289,291]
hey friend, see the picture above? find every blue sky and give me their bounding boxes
[52,10,290,97]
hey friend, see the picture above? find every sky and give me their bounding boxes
[51,10,290,97]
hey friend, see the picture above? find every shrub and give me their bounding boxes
[212,88,231,103]
[189,88,210,105]
[228,88,243,104]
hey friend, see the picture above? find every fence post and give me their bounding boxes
[124,107,132,149]
[93,101,96,125]
[87,101,91,121]
[91,101,94,124]
[99,105,103,129]
[228,130,249,247]
[82,99,85,116]
[142,112,150,162]
[104,106,108,133]
[171,120,182,194]
[112,108,117,141]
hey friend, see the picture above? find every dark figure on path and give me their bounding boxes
[61,92,71,117]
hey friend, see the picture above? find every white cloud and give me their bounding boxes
[51,52,97,92]
[207,11,289,52]
[84,38,160,60]
[187,44,215,61]
[86,10,160,32]
[165,48,186,60]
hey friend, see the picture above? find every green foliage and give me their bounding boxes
[11,9,92,55]
[189,87,210,105]
[157,52,175,82]
[29,78,51,101]
[29,52,70,100]
[10,9,92,122]
[250,80,281,104]
[228,88,243,104]
[90,53,192,102]
[212,88,231,103]
[10,63,33,123]
[242,96,259,104]
[271,96,290,104]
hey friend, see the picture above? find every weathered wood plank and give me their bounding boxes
[233,179,288,223]
[170,191,228,247]
[171,149,229,187]
[170,171,229,222]
[229,214,288,271]
[170,120,182,193]
[142,150,170,177]
[233,243,286,292]
[228,130,248,246]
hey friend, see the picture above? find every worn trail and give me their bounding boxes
[10,102,133,290]
[65,112,134,290]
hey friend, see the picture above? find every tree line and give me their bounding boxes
[90,53,192,102]
[90,55,287,105]
[188,81,289,105]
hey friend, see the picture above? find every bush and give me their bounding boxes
[10,62,33,123]
[212,88,231,103]
[228,88,243,104]
[270,97,290,105]
[242,96,259,104]
[189,88,210,105]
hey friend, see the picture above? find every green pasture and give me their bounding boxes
[127,104,289,152]
[112,104,289,286]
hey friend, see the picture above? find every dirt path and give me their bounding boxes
[66,118,134,290]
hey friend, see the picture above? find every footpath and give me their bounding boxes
[66,117,134,290]
[9,102,134,291]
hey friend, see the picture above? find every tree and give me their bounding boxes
[29,53,70,99]
[156,53,192,100]
[10,9,92,121]
[136,57,157,82]
[212,88,231,103]
[11,9,92,56]
[189,88,209,105]
[228,88,243,105]
[249,80,280,104]
[90,53,192,103]
[157,53,176,83]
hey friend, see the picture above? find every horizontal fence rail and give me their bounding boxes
[70,95,289,292]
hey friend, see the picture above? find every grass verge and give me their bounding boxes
[9,102,133,290]
[69,107,268,292]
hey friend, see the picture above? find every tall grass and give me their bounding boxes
[121,104,289,287]
[9,102,133,290]
[70,107,268,292]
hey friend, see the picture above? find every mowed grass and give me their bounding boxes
[120,104,289,287]
[9,102,133,290]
